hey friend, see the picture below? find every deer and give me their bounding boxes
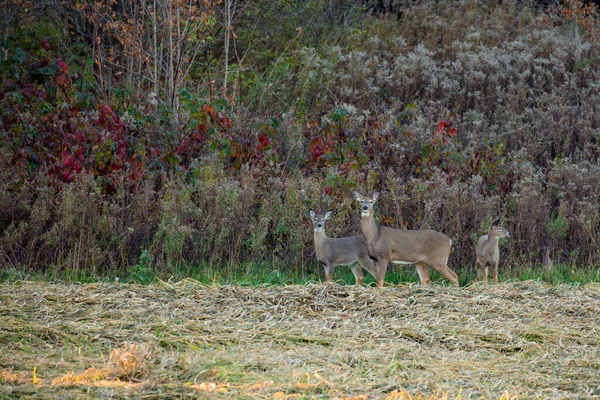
[353,191,459,288]
[475,216,510,283]
[309,210,377,286]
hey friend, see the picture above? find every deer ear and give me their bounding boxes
[491,216,500,227]
[353,191,362,201]
[324,211,332,220]
[309,210,316,219]
[372,192,380,202]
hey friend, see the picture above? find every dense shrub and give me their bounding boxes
[1,0,600,279]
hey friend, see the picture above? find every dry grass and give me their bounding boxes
[1,280,599,399]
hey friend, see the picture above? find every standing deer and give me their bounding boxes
[475,216,510,283]
[353,191,459,288]
[310,210,377,285]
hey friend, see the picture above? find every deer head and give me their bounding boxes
[490,216,511,238]
[310,210,332,232]
[353,191,379,217]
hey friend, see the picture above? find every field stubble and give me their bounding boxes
[1,280,600,399]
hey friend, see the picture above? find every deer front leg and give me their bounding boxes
[475,259,484,282]
[375,259,389,288]
[482,264,489,282]
[358,256,377,281]
[492,262,499,284]
[324,263,335,283]
[350,264,364,286]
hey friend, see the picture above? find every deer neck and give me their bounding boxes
[313,229,327,250]
[486,235,500,248]
[361,212,379,242]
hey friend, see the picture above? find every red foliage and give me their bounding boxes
[257,133,270,149]
[56,58,68,74]
[0,43,143,192]
[40,39,51,51]
[175,101,281,172]
[303,111,367,172]
[433,115,457,145]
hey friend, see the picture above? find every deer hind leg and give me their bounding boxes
[429,262,459,288]
[415,262,431,285]
[492,262,499,284]
[375,259,389,288]
[350,263,364,286]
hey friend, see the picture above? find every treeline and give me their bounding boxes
[1,0,600,278]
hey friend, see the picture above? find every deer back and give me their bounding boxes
[318,235,370,266]
[368,225,451,264]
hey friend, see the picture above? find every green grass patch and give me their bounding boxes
[509,264,600,285]
[2,262,599,286]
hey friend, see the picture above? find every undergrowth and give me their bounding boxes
[2,1,600,279]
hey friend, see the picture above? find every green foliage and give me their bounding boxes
[0,268,28,283]
[128,250,155,284]
[548,212,570,240]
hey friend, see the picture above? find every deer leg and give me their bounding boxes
[324,263,335,283]
[482,264,489,282]
[358,256,377,280]
[430,262,459,287]
[492,262,499,284]
[475,260,483,282]
[415,262,431,285]
[350,263,364,286]
[375,259,389,288]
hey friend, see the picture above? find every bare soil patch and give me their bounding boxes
[1,280,600,399]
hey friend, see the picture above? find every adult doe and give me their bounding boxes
[475,216,510,283]
[353,192,459,288]
[310,210,376,285]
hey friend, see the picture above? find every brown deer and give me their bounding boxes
[310,210,377,285]
[353,191,459,288]
[475,216,510,283]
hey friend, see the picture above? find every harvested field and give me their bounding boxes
[1,280,600,399]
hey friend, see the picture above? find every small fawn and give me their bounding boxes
[475,216,510,283]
